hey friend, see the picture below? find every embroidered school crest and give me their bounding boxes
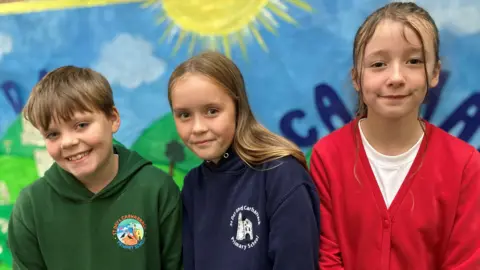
[112,214,146,250]
[229,205,261,250]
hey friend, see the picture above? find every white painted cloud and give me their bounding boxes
[395,0,480,35]
[93,33,167,90]
[0,33,13,61]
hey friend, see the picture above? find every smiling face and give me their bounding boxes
[170,73,236,163]
[41,109,120,181]
[354,18,440,120]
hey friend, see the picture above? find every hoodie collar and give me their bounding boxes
[44,144,150,202]
[202,147,246,174]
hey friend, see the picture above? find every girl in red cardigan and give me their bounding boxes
[309,2,479,269]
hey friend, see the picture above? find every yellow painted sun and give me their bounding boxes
[142,0,313,58]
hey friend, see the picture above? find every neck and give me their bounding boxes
[79,152,119,193]
[360,112,424,156]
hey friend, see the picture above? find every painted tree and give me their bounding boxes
[131,112,201,172]
[165,140,185,177]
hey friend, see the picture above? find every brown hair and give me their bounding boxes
[23,66,115,131]
[352,2,440,118]
[168,51,308,169]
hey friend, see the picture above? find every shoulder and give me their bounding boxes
[179,164,205,210]
[261,155,315,195]
[260,155,309,178]
[312,120,356,155]
[258,156,318,215]
[12,178,49,219]
[132,164,180,196]
[183,164,203,188]
[427,123,477,166]
[17,177,50,203]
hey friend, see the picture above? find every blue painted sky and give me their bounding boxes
[0,0,478,149]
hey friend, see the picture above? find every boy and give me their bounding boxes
[8,66,182,270]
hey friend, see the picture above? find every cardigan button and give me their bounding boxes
[383,219,390,229]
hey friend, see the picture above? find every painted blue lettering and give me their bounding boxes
[280,109,318,147]
[423,71,449,121]
[314,83,352,132]
[2,81,23,113]
[440,92,480,144]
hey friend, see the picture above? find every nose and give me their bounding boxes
[61,132,79,149]
[387,62,406,88]
[192,116,208,134]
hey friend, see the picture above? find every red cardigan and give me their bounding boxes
[309,119,479,270]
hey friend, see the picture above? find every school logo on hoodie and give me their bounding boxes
[229,205,260,250]
[112,214,146,250]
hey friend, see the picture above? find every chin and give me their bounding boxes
[379,112,409,119]
[372,106,418,120]
[200,154,222,162]
[70,168,97,180]
[60,161,96,179]
[193,150,221,162]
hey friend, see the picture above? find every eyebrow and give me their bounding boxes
[364,49,386,58]
[365,47,424,59]
[405,47,424,55]
[172,108,187,114]
[172,103,223,112]
[41,127,56,135]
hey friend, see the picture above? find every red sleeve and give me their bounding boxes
[442,149,480,269]
[309,146,344,269]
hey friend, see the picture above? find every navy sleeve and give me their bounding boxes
[181,172,195,270]
[268,184,320,270]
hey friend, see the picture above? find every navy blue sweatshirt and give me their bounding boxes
[181,149,320,270]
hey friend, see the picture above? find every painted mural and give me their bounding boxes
[0,0,479,268]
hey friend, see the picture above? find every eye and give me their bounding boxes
[176,112,190,120]
[77,122,89,129]
[206,108,219,117]
[370,62,385,68]
[408,58,424,65]
[46,132,59,140]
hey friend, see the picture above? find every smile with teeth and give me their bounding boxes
[67,150,91,161]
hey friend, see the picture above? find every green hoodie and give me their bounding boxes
[8,145,182,270]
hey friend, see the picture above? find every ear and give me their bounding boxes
[429,60,442,88]
[351,68,360,92]
[110,107,121,133]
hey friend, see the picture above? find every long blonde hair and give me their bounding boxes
[168,51,307,169]
[352,2,440,118]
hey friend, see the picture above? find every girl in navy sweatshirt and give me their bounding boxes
[167,51,320,270]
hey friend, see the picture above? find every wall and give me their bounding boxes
[0,0,479,267]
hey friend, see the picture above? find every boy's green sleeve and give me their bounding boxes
[8,191,46,270]
[158,178,183,270]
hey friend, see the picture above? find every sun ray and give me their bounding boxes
[286,0,313,12]
[159,21,175,43]
[207,37,217,51]
[222,35,231,59]
[168,26,180,43]
[261,9,279,27]
[257,12,278,35]
[270,0,288,11]
[141,0,156,8]
[188,35,197,56]
[249,23,268,52]
[266,2,298,25]
[172,30,187,56]
[235,32,248,60]
[155,15,167,25]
